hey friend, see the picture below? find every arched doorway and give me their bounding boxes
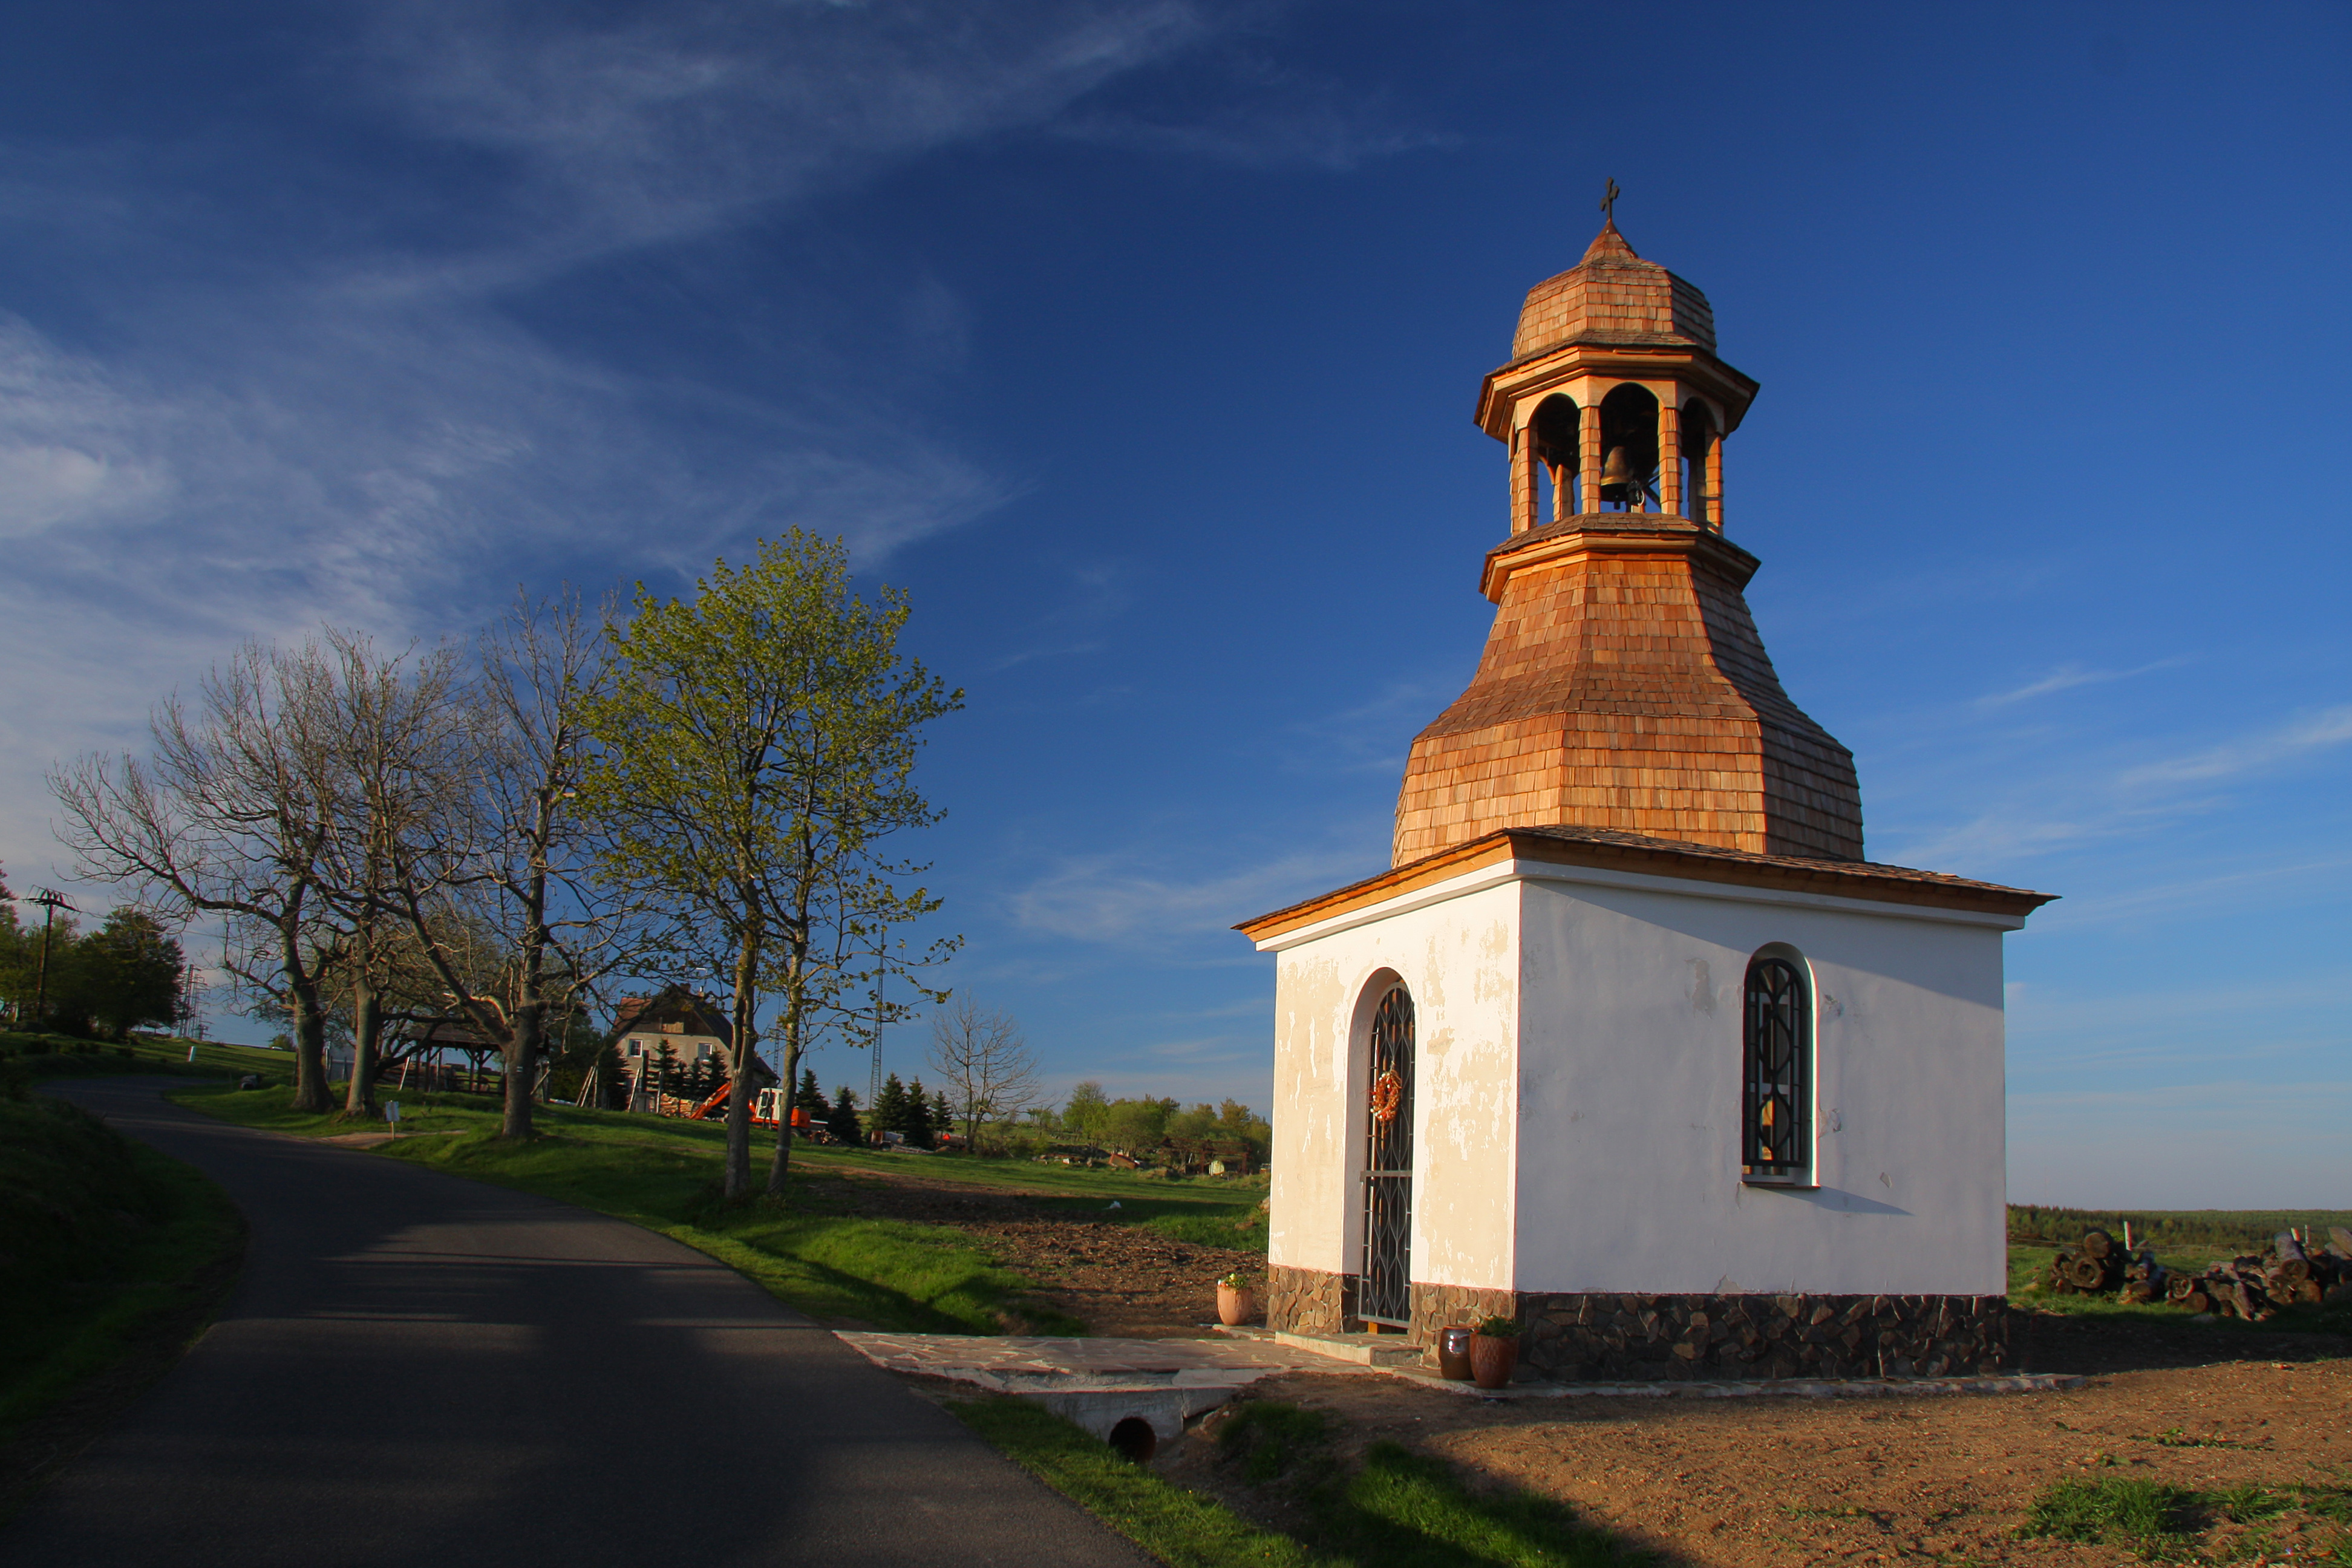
[1359,983,1416,1325]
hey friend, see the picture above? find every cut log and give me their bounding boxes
[2080,1229,2114,1260]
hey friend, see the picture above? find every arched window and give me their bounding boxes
[1598,384,1661,512]
[1742,949,1811,1181]
[1530,394,1579,521]
[1681,400,1717,524]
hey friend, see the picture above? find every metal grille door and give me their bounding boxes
[1359,985,1415,1325]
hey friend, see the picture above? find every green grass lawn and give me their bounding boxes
[952,1395,1637,1568]
[0,1028,291,1082]
[2020,1475,2352,1563]
[168,1079,1267,1332]
[0,1088,244,1517]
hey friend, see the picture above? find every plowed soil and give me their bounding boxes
[1160,1321,2352,1566]
[817,1163,2352,1562]
[807,1164,1264,1336]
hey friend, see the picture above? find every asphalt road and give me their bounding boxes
[7,1079,1151,1567]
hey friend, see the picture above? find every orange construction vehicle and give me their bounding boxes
[685,1082,814,1134]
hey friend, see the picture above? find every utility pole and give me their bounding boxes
[867,924,887,1112]
[28,888,73,1031]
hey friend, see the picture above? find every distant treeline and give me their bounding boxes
[2008,1204,2352,1257]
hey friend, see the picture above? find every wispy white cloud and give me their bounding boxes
[2037,853,2352,930]
[2120,705,2352,787]
[365,0,1209,264]
[1880,700,2352,869]
[1008,843,1373,942]
[1972,656,2186,710]
[0,2,1256,890]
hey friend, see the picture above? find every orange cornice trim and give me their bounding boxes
[1234,828,2056,943]
[1477,518,1761,602]
[1474,344,1760,440]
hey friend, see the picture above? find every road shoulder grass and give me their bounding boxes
[166,1080,1087,1334]
[952,1394,1639,1568]
[0,1087,245,1521]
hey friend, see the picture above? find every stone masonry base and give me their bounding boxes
[1267,1266,2010,1380]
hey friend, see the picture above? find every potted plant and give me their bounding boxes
[1217,1272,1258,1327]
[1469,1314,1520,1389]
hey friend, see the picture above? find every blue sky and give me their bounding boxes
[2,2,2345,1209]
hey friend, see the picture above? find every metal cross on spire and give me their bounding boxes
[1599,177,1621,224]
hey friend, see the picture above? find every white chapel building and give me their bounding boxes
[1236,217,2053,1380]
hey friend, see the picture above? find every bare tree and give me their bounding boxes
[308,630,469,1117]
[382,591,633,1140]
[52,643,351,1110]
[926,997,1041,1149]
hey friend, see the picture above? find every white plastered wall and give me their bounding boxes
[1261,861,2019,1301]
[1264,878,1521,1292]
[1515,869,2013,1296]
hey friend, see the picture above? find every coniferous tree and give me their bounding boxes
[825,1085,862,1146]
[792,1067,828,1120]
[871,1072,909,1138]
[930,1089,953,1143]
[904,1076,934,1148]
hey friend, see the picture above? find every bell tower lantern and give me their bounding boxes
[1393,205,1866,866]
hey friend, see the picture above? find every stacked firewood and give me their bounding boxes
[2163,1229,2352,1321]
[2040,1229,2153,1296]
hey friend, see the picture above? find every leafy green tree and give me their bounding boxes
[1063,1081,1109,1145]
[825,1085,863,1146]
[78,910,185,1039]
[581,531,961,1200]
[1102,1096,1175,1161]
[0,864,27,1025]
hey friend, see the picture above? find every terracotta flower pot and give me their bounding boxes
[1469,1332,1518,1390]
[1217,1283,1257,1326]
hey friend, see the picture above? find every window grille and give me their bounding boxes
[1742,955,1809,1180]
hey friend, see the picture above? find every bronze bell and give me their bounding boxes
[1599,446,1634,488]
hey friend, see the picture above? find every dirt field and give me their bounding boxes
[820,1162,2351,1561]
[808,1162,1264,1336]
[1162,1323,2351,1566]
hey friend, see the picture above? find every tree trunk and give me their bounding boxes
[764,1037,802,1196]
[724,928,759,1201]
[501,1003,540,1139]
[289,973,333,1112]
[341,975,381,1118]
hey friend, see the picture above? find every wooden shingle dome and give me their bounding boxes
[1510,222,1717,361]
[1394,222,1865,867]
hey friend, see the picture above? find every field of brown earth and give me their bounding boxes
[801,1161,1264,1336]
[1161,1320,2351,1566]
[812,1162,2351,1561]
